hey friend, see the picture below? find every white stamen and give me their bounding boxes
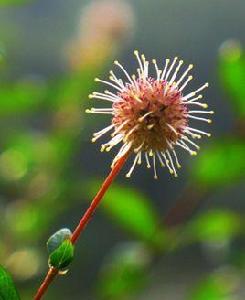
[185,127,211,137]
[176,64,193,87]
[92,124,114,142]
[90,93,117,102]
[101,134,124,152]
[104,90,121,99]
[162,152,174,175]
[114,60,134,85]
[160,59,170,80]
[153,153,158,179]
[85,109,113,114]
[111,120,129,137]
[152,59,162,81]
[182,136,200,149]
[188,115,212,123]
[169,59,184,84]
[184,94,203,103]
[184,83,209,100]
[156,151,165,167]
[176,141,197,155]
[172,149,181,168]
[188,110,214,114]
[179,75,193,92]
[134,50,144,76]
[126,152,141,178]
[111,142,132,167]
[95,78,123,92]
[166,150,177,177]
[109,71,125,88]
[165,57,178,81]
[145,152,151,168]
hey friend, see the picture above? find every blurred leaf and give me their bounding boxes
[219,40,245,117]
[187,210,242,243]
[190,268,240,300]
[0,265,20,300]
[191,138,245,188]
[87,180,164,247]
[49,239,74,270]
[6,178,69,242]
[0,80,46,116]
[97,242,151,300]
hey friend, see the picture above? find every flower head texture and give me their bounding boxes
[86,51,213,178]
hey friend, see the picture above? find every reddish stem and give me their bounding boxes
[34,154,128,300]
[34,268,58,300]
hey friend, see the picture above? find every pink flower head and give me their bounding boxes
[86,51,213,178]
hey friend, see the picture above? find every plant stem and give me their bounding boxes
[34,153,129,300]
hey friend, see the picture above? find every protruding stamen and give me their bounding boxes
[137,151,142,165]
[162,152,174,175]
[126,152,141,178]
[184,94,203,103]
[109,70,124,88]
[188,110,214,114]
[176,64,193,87]
[153,153,158,179]
[152,59,162,81]
[179,75,193,92]
[95,78,123,92]
[169,59,184,84]
[89,92,118,102]
[188,115,212,123]
[166,150,177,177]
[176,141,197,156]
[111,120,129,137]
[165,57,178,81]
[182,136,200,149]
[85,108,113,114]
[184,82,209,100]
[156,151,165,167]
[172,149,181,169]
[145,152,151,168]
[134,50,144,75]
[185,127,211,137]
[114,60,134,85]
[92,124,114,142]
[160,58,170,80]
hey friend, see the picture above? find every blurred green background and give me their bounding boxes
[0,0,244,299]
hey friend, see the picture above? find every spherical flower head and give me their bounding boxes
[86,51,213,178]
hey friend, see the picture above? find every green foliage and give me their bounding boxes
[219,41,245,117]
[190,269,240,300]
[87,181,165,247]
[0,266,20,300]
[97,242,151,300]
[0,81,45,116]
[187,210,242,243]
[48,239,74,270]
[191,138,245,188]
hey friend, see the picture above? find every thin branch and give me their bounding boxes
[34,153,129,300]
